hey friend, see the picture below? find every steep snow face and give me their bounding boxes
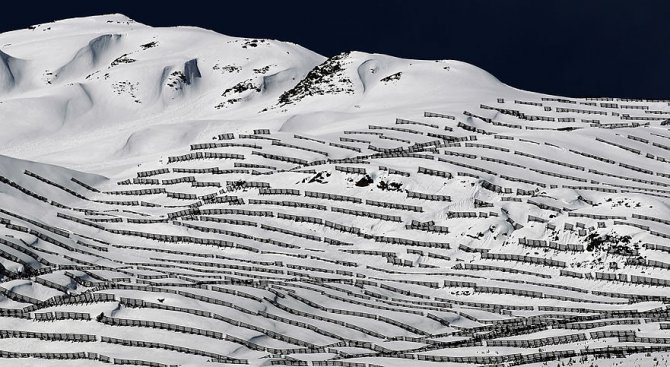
[2,15,670,367]
[0,49,23,93]
[54,33,124,81]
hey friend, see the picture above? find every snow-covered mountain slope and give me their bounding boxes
[1,14,670,367]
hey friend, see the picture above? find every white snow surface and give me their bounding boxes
[0,14,669,367]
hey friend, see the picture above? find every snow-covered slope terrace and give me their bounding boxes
[0,14,669,367]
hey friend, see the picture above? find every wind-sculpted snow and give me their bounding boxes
[0,50,21,93]
[0,14,669,367]
[55,34,123,81]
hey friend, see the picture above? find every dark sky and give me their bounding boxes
[1,1,668,99]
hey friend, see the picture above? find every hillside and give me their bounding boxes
[0,14,670,367]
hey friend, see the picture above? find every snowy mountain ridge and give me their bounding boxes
[0,14,512,174]
[0,14,669,367]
